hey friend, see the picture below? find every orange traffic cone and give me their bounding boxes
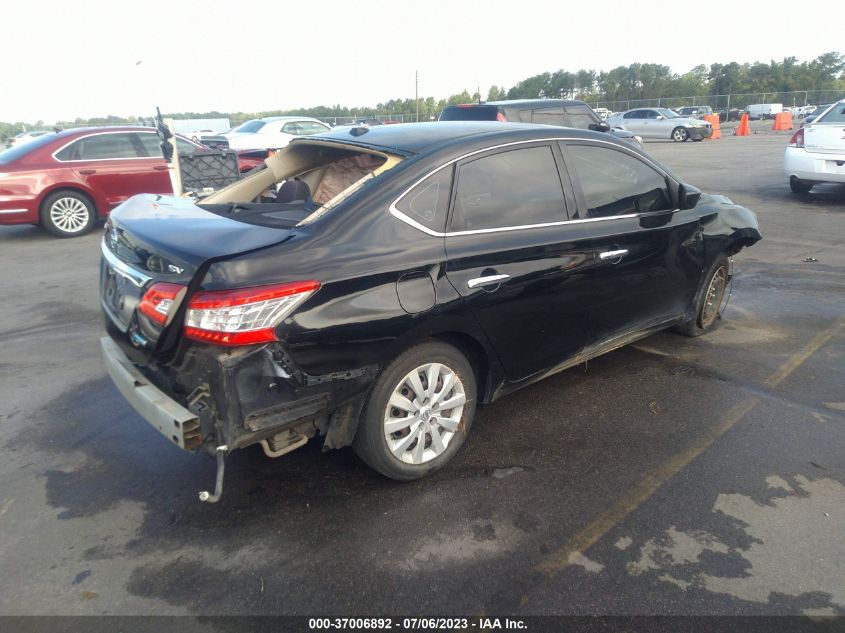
[735,112,750,136]
[704,114,721,139]
[772,111,793,131]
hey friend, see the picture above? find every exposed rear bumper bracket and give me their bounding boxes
[100,336,202,451]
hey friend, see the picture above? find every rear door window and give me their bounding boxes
[450,145,566,231]
[563,143,672,219]
[296,122,330,134]
[58,133,142,161]
[531,108,566,127]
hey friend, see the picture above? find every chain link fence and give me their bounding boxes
[316,114,406,127]
[593,90,844,115]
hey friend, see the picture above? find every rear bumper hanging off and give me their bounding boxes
[100,336,202,451]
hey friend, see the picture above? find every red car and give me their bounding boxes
[0,127,249,237]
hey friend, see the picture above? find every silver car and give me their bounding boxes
[607,108,713,142]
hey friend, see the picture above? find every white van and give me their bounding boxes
[745,103,783,120]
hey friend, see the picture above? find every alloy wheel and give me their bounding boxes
[672,127,689,142]
[49,197,91,233]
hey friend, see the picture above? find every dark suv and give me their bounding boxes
[439,100,642,148]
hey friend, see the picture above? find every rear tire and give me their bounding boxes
[674,254,730,337]
[353,341,477,481]
[40,190,96,237]
[789,176,814,194]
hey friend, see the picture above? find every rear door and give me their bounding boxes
[559,141,704,343]
[622,110,646,135]
[58,131,171,210]
[444,142,595,380]
[639,109,664,138]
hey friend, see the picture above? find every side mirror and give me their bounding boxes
[589,122,611,133]
[655,115,664,120]
[678,183,702,210]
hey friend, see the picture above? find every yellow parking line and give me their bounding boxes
[531,315,845,583]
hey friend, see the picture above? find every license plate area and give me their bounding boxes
[823,160,845,174]
[100,241,150,331]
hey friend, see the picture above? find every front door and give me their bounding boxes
[559,142,704,344]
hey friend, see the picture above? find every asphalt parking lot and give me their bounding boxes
[0,129,843,620]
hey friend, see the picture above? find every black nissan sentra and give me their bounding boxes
[100,122,761,501]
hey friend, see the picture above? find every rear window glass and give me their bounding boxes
[451,145,566,231]
[817,104,845,123]
[231,120,266,133]
[0,134,57,163]
[439,105,500,121]
[395,166,453,231]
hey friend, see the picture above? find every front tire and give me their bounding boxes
[40,190,96,237]
[672,127,690,142]
[674,254,730,337]
[789,176,814,194]
[353,341,477,481]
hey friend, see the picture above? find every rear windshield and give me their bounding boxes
[816,103,845,123]
[440,105,500,121]
[0,133,57,163]
[231,120,266,133]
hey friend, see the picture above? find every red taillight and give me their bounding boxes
[788,128,804,148]
[184,280,320,346]
[139,283,186,325]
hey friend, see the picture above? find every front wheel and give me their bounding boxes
[40,190,96,237]
[674,254,730,337]
[672,127,690,142]
[353,342,477,481]
[789,176,815,194]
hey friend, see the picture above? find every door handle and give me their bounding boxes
[153,165,169,171]
[599,249,629,261]
[467,274,509,289]
[78,169,97,175]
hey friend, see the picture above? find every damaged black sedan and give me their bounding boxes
[100,122,761,501]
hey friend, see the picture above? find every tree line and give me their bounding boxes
[2,52,843,140]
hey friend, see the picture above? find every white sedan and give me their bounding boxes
[221,116,331,151]
[5,130,53,149]
[784,100,845,193]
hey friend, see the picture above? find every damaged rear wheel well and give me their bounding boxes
[431,332,492,403]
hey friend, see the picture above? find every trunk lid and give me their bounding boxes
[101,194,296,350]
[804,123,845,155]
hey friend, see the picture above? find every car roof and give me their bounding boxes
[486,99,589,108]
[41,126,164,139]
[258,116,325,123]
[302,121,612,156]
